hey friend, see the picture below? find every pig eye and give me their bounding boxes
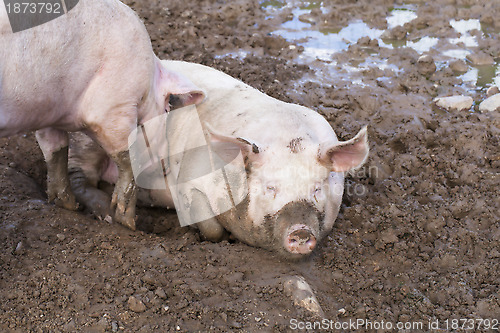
[312,185,322,202]
[265,185,278,198]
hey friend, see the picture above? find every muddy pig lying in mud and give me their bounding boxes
[68,61,369,259]
[0,0,205,230]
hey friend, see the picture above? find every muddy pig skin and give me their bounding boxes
[69,60,369,259]
[0,0,205,230]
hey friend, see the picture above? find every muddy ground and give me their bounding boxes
[1,0,499,332]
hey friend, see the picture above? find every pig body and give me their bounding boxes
[0,1,204,229]
[69,61,368,259]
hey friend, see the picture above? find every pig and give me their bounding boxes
[0,0,205,230]
[68,61,369,259]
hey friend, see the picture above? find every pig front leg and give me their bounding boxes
[197,219,227,242]
[189,189,226,242]
[83,101,140,231]
[35,128,78,211]
[109,150,137,230]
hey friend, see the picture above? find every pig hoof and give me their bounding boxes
[110,177,137,231]
[111,196,137,230]
[112,206,137,231]
[113,213,137,230]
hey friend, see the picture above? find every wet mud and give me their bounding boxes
[0,0,499,331]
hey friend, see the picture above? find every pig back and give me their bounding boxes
[161,61,338,147]
[0,0,153,135]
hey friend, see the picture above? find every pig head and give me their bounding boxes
[203,124,368,259]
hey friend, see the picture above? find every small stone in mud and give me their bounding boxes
[80,240,95,253]
[141,271,158,286]
[358,36,379,48]
[14,241,24,255]
[433,95,473,112]
[382,25,407,40]
[479,93,500,113]
[486,86,500,97]
[379,228,399,245]
[100,241,113,250]
[357,36,371,46]
[417,55,436,76]
[480,14,494,26]
[466,52,495,66]
[95,317,109,331]
[283,276,325,318]
[127,296,147,313]
[298,13,317,25]
[154,287,167,299]
[450,59,468,73]
[56,234,66,241]
[230,321,242,329]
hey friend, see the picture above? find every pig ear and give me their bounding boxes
[156,60,206,111]
[204,123,261,164]
[319,126,369,172]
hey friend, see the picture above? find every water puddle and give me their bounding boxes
[266,3,389,62]
[220,1,499,94]
[274,10,385,61]
[460,63,500,90]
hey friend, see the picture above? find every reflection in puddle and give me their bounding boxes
[274,7,385,61]
[407,37,439,54]
[442,49,471,59]
[387,6,418,29]
[460,68,479,85]
[462,64,500,89]
[449,19,480,47]
[215,50,249,60]
[267,2,426,61]
[450,19,481,35]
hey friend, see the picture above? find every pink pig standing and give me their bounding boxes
[0,0,204,229]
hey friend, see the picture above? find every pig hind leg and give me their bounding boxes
[69,168,112,220]
[35,128,78,211]
[68,135,113,219]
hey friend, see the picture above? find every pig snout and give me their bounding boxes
[285,224,317,255]
[270,201,322,258]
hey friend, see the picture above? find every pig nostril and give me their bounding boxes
[292,229,312,241]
